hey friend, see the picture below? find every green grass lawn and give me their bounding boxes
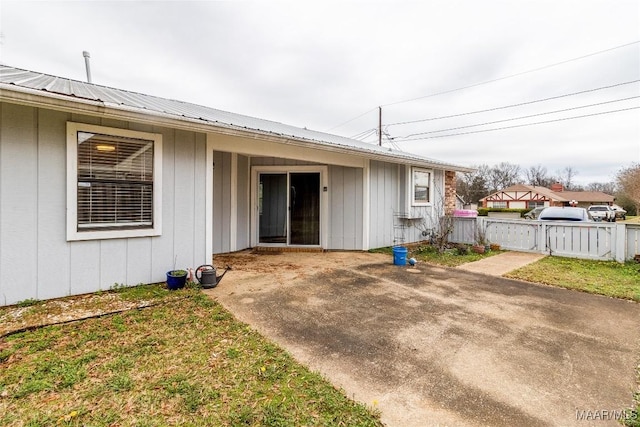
[623,215,639,223]
[370,244,504,267]
[0,286,382,426]
[505,256,640,302]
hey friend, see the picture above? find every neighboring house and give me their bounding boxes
[0,65,471,305]
[454,194,479,210]
[481,183,614,209]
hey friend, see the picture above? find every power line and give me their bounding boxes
[395,106,640,141]
[325,107,378,132]
[387,79,640,127]
[382,40,640,107]
[328,40,639,136]
[381,129,403,151]
[349,128,372,139]
[394,96,640,139]
[350,128,378,140]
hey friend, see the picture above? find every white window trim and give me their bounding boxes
[410,166,433,207]
[66,122,163,241]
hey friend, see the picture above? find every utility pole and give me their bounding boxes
[378,106,382,146]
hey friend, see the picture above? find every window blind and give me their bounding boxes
[77,131,154,230]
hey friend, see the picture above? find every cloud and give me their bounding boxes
[2,0,638,185]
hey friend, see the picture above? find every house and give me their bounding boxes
[0,65,472,305]
[481,183,614,209]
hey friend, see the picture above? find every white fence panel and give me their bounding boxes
[543,222,614,260]
[485,219,539,252]
[627,225,640,259]
[449,217,476,244]
[450,217,638,262]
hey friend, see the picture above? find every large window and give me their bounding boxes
[67,123,162,240]
[412,168,431,205]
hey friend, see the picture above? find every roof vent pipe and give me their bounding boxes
[82,51,92,83]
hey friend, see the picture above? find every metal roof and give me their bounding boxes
[0,65,470,171]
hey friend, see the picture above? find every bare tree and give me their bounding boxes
[413,179,454,253]
[488,162,521,193]
[456,164,491,204]
[525,164,553,187]
[555,166,581,191]
[616,163,640,215]
[586,181,617,195]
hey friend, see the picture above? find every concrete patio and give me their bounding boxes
[206,250,640,426]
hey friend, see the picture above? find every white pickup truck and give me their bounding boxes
[587,205,616,222]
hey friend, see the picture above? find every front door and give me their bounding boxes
[257,171,321,246]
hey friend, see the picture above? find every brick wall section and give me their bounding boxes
[444,170,457,214]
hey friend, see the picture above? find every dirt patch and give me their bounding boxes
[212,250,390,291]
[0,292,158,337]
[215,252,304,276]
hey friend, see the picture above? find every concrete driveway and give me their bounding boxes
[207,251,640,427]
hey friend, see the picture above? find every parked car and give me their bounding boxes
[587,205,616,222]
[538,207,592,221]
[611,204,627,220]
[524,206,546,219]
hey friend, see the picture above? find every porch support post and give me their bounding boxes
[205,135,214,261]
[362,159,370,250]
[230,153,238,252]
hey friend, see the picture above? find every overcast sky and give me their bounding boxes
[1,0,639,185]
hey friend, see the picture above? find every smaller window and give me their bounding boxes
[412,168,431,205]
[492,201,507,208]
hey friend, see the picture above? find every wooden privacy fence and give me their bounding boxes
[450,217,640,263]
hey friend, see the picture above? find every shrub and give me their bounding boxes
[456,244,469,255]
[477,208,531,217]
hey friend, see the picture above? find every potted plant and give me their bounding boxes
[473,223,488,254]
[166,269,188,290]
[471,244,485,254]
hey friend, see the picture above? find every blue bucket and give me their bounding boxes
[392,246,408,266]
